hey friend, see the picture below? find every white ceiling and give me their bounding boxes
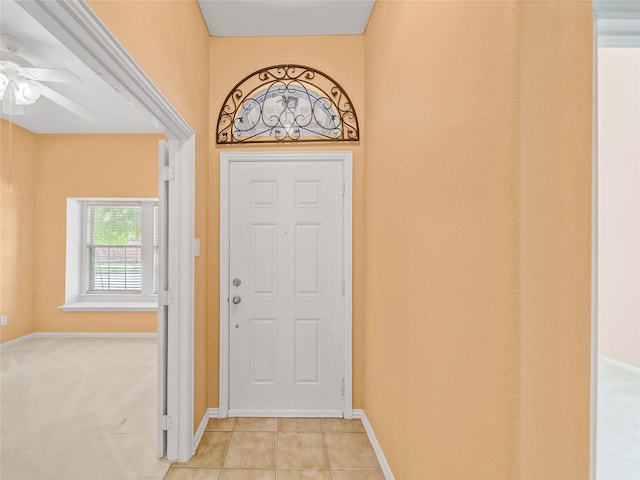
[197,0,376,36]
[0,0,159,134]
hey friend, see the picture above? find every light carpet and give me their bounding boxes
[0,337,170,480]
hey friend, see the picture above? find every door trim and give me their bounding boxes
[219,151,353,418]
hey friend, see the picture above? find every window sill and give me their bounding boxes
[59,302,157,312]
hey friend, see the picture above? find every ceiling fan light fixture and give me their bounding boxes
[1,81,24,116]
[0,73,7,97]
[0,34,94,120]
[17,81,41,104]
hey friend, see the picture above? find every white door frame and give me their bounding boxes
[18,0,196,462]
[219,151,353,419]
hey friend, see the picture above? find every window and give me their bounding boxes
[61,198,159,311]
[233,86,340,140]
[216,64,360,144]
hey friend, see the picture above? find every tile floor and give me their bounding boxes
[164,417,384,480]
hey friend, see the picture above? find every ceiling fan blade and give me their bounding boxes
[37,83,97,122]
[22,67,81,84]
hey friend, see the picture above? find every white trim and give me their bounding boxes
[172,136,196,462]
[59,302,157,312]
[352,409,395,480]
[28,332,157,338]
[15,0,195,463]
[0,333,36,350]
[228,410,343,418]
[219,151,353,419]
[599,355,640,376]
[591,13,600,480]
[342,155,353,420]
[0,333,33,351]
[219,155,230,417]
[193,408,219,455]
[0,332,157,350]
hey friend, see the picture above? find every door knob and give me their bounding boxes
[232,295,242,305]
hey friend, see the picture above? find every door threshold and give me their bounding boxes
[228,409,344,418]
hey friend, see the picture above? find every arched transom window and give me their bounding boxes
[217,65,360,144]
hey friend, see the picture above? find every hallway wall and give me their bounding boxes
[364,2,520,477]
[0,120,37,343]
[518,3,592,476]
[364,1,592,478]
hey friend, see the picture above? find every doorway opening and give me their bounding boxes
[592,2,640,478]
[16,0,197,463]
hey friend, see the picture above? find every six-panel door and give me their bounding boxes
[229,161,344,415]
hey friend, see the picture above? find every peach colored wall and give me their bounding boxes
[597,47,640,368]
[519,3,592,478]
[89,0,211,428]
[208,35,366,408]
[365,1,592,478]
[364,2,520,477]
[33,134,162,334]
[0,119,37,343]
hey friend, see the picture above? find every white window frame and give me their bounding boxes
[60,197,159,312]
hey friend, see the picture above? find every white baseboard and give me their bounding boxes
[599,355,640,376]
[352,409,395,480]
[0,331,157,350]
[193,408,219,454]
[0,333,36,350]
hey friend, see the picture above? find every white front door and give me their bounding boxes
[228,160,344,416]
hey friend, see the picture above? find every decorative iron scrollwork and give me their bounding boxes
[217,64,360,145]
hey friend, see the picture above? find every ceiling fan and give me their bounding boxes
[0,34,96,121]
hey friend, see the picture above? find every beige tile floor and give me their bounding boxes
[164,417,384,480]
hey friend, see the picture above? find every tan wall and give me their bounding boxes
[519,2,593,478]
[0,119,37,343]
[364,2,520,477]
[208,35,366,408]
[89,0,211,428]
[33,134,162,334]
[364,1,592,478]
